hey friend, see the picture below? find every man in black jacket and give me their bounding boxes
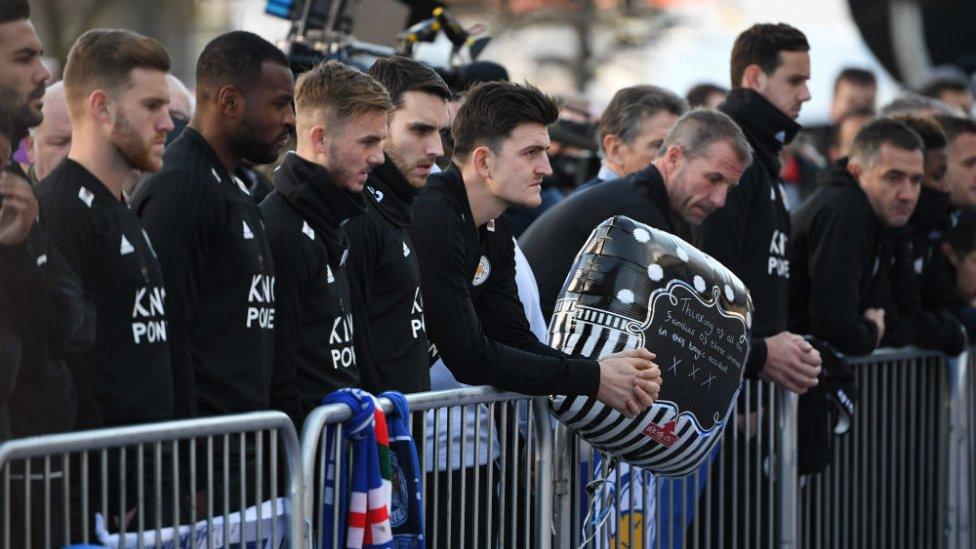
[521,108,750,320]
[0,0,84,443]
[0,117,35,439]
[790,118,964,355]
[37,29,175,430]
[695,23,821,394]
[261,61,392,429]
[410,81,662,417]
[897,114,950,276]
[34,30,178,539]
[346,56,452,394]
[895,114,967,351]
[133,31,295,419]
[0,4,93,545]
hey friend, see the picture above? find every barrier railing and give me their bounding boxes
[959,348,975,549]
[2,346,974,549]
[797,348,950,549]
[552,379,795,549]
[0,411,302,549]
[299,387,553,549]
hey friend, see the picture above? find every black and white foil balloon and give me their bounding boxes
[549,215,753,477]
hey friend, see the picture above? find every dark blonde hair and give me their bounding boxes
[295,60,392,127]
[63,29,171,118]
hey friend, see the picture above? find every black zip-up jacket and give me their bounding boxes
[909,187,958,308]
[696,89,796,339]
[1,227,83,439]
[346,158,431,394]
[133,128,276,418]
[519,163,766,377]
[2,162,89,440]
[37,159,172,427]
[261,153,362,428]
[409,164,601,396]
[789,161,965,355]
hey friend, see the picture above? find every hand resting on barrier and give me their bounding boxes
[863,307,886,348]
[760,331,822,394]
[596,347,663,418]
[0,171,38,246]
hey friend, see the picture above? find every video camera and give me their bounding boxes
[264,0,490,72]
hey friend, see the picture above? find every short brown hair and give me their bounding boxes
[452,81,558,158]
[935,114,976,143]
[367,56,451,108]
[295,60,393,126]
[730,23,809,88]
[890,113,947,150]
[63,29,171,119]
[850,118,924,169]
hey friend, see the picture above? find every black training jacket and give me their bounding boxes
[695,89,796,340]
[519,163,767,377]
[261,153,362,428]
[3,161,91,440]
[0,218,85,439]
[409,163,600,396]
[37,159,172,427]
[789,161,964,356]
[908,187,959,309]
[346,158,431,394]
[133,128,275,418]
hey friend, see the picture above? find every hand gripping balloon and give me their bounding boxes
[549,215,754,476]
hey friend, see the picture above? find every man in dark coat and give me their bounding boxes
[695,22,821,394]
[790,118,964,355]
[347,56,452,395]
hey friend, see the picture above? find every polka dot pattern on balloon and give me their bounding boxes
[617,289,635,304]
[647,264,664,281]
[693,275,706,293]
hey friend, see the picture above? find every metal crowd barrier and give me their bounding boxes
[0,411,302,549]
[960,348,976,549]
[551,379,797,549]
[300,386,553,549]
[3,345,974,549]
[797,348,950,549]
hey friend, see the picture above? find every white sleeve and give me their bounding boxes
[512,239,549,342]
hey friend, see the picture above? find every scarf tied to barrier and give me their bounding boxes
[322,388,393,548]
[321,388,425,549]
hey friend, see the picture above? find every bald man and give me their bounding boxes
[166,73,194,123]
[26,81,71,181]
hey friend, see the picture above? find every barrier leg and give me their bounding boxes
[776,388,798,548]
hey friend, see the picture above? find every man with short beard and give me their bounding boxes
[1,0,91,442]
[261,61,392,428]
[0,10,47,148]
[790,118,930,354]
[346,56,452,394]
[36,29,174,429]
[133,31,295,419]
